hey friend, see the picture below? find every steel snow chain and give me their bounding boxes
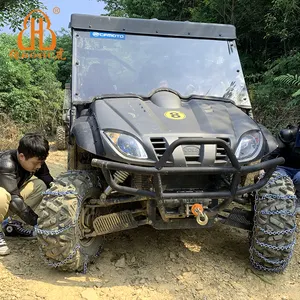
[260,194,297,201]
[36,189,101,273]
[250,256,288,273]
[40,244,81,269]
[34,190,82,236]
[254,238,296,251]
[257,225,297,236]
[251,247,293,266]
[42,190,79,196]
[264,173,291,186]
[250,172,297,273]
[260,210,296,216]
[34,223,75,236]
[83,255,89,274]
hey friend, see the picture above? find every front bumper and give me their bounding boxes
[91,138,284,216]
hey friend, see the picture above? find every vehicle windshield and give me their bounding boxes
[72,30,250,107]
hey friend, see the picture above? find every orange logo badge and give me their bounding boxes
[9,9,65,61]
[18,9,57,51]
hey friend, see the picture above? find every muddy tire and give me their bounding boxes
[250,171,297,272]
[37,171,103,272]
[56,125,66,150]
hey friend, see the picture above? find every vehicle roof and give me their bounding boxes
[70,14,236,40]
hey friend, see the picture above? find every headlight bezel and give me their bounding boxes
[103,130,148,160]
[235,130,264,163]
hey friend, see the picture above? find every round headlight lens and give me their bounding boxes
[105,132,148,159]
[235,131,263,162]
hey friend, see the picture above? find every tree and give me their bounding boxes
[0,33,64,133]
[53,29,73,87]
[0,0,46,32]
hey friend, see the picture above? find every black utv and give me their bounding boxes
[36,14,297,273]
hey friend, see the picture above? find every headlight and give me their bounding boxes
[104,131,148,159]
[235,130,263,162]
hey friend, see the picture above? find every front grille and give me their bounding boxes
[150,137,231,164]
[150,137,167,160]
[215,137,230,164]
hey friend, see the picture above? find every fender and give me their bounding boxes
[71,116,105,156]
[258,123,278,154]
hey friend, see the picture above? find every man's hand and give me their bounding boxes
[9,195,38,226]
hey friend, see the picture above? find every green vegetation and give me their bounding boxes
[0,0,45,31]
[0,33,65,136]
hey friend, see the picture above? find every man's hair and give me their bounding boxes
[18,133,49,160]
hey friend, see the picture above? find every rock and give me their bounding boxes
[131,256,136,263]
[94,283,103,288]
[35,291,47,299]
[230,282,248,294]
[195,283,204,291]
[155,276,162,282]
[81,289,99,300]
[184,266,191,272]
[169,252,176,260]
[115,256,126,268]
[140,278,146,284]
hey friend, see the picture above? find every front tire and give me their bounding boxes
[250,171,297,272]
[37,171,103,272]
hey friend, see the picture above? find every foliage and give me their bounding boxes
[274,74,300,98]
[0,33,64,134]
[250,54,300,131]
[0,113,22,150]
[54,29,72,87]
[0,0,46,32]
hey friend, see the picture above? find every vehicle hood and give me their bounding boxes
[93,95,259,146]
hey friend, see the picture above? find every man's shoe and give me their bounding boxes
[0,232,10,255]
[2,218,35,239]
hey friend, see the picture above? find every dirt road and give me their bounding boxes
[0,145,300,300]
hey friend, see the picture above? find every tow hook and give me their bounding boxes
[191,204,209,226]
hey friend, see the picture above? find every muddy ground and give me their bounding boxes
[0,144,300,300]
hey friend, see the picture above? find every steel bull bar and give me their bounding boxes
[91,138,284,217]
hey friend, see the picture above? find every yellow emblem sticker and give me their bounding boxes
[164,111,186,120]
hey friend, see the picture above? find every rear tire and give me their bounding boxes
[250,171,297,272]
[37,171,103,272]
[56,125,66,150]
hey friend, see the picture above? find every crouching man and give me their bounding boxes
[0,133,53,255]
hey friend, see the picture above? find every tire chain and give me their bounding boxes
[35,189,102,274]
[249,172,297,273]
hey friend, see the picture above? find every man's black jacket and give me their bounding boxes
[261,136,300,169]
[0,150,53,200]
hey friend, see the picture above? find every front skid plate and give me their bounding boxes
[91,210,251,234]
